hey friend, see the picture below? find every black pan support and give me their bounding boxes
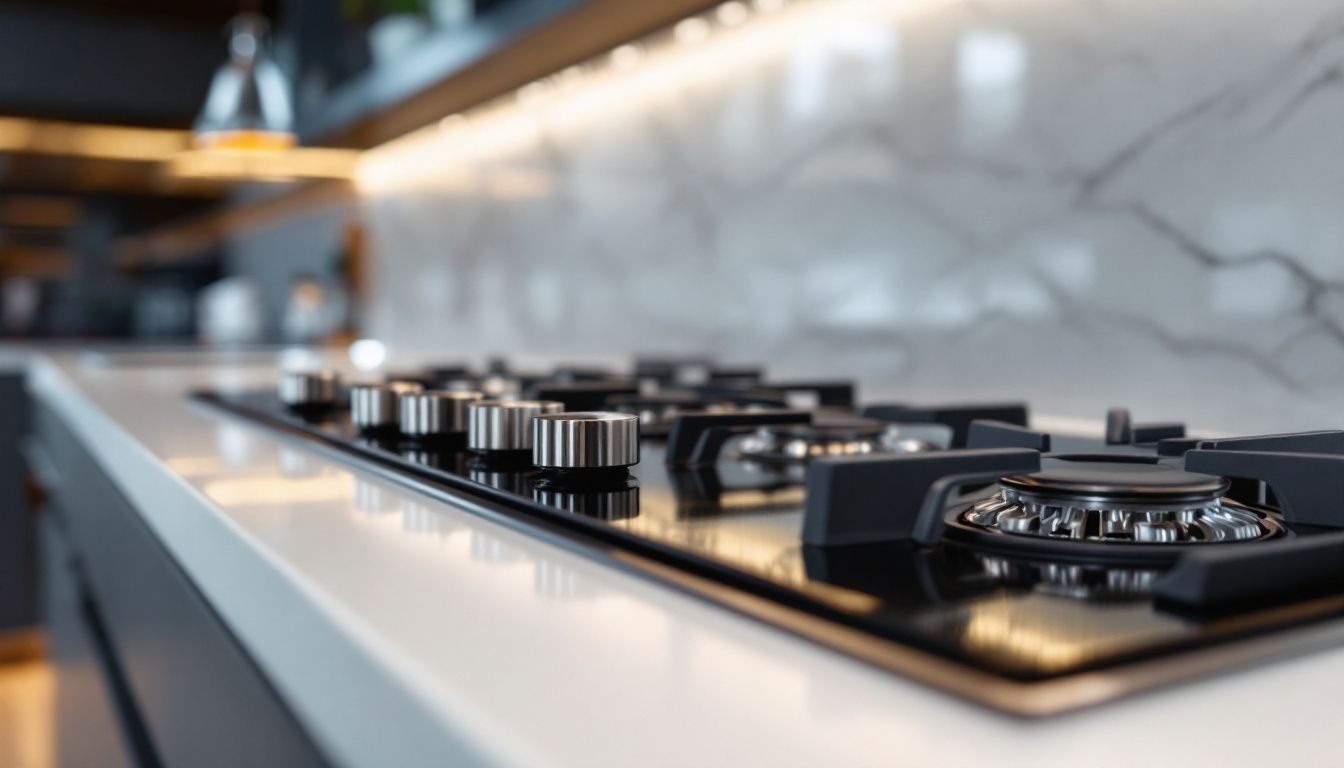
[863,403,1029,449]
[1155,532,1344,610]
[966,420,1052,452]
[801,448,1041,546]
[1104,407,1185,446]
[1152,430,1344,610]
[691,380,853,409]
[1183,430,1344,527]
[664,411,813,467]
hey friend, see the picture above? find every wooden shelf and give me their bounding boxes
[113,180,354,269]
[112,0,721,266]
[309,0,719,148]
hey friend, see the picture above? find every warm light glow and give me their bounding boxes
[517,80,553,105]
[957,595,1180,673]
[673,17,712,44]
[164,456,228,476]
[0,116,188,161]
[962,604,1087,671]
[358,0,918,195]
[193,128,298,151]
[202,475,353,506]
[716,1,751,26]
[717,487,806,510]
[555,65,586,85]
[609,44,643,70]
[0,115,349,183]
[167,147,359,181]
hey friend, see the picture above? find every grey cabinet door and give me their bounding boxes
[42,514,137,768]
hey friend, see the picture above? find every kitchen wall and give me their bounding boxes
[355,0,1344,433]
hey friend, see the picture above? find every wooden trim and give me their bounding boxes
[0,629,45,664]
[120,1,716,263]
[114,181,354,269]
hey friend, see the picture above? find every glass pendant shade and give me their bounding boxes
[193,13,296,150]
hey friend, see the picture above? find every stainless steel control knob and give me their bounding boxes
[278,370,339,408]
[468,400,564,452]
[351,381,423,430]
[400,391,483,436]
[533,412,640,469]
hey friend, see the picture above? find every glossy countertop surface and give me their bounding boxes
[23,347,1344,767]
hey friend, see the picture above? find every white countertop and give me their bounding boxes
[24,347,1344,767]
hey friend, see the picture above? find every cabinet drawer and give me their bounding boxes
[41,513,138,768]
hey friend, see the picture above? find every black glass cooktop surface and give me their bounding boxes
[194,388,1344,715]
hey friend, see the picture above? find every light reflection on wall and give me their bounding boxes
[955,29,1028,141]
[357,0,921,195]
[785,22,900,119]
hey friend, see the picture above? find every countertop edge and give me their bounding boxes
[24,354,515,768]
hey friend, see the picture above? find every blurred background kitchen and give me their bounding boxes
[1,0,1341,432]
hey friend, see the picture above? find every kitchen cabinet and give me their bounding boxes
[33,402,330,768]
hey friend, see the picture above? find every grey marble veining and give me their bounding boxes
[355,0,1344,433]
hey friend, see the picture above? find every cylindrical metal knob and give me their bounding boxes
[278,370,339,408]
[351,381,423,430]
[400,390,483,436]
[468,400,564,452]
[533,412,640,468]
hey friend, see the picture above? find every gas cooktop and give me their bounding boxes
[195,358,1344,715]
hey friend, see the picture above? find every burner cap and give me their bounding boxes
[960,457,1277,548]
[999,457,1229,506]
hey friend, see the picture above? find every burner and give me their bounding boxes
[738,417,941,463]
[962,458,1279,545]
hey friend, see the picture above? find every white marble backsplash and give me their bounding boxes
[354,0,1344,434]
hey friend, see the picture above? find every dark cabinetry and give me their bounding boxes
[1,372,34,636]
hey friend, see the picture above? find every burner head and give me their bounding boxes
[740,417,941,463]
[999,459,1229,506]
[963,458,1277,545]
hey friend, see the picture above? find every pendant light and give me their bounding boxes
[193,12,296,150]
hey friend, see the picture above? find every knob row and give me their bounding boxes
[278,368,639,465]
[280,371,640,468]
[398,396,638,467]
